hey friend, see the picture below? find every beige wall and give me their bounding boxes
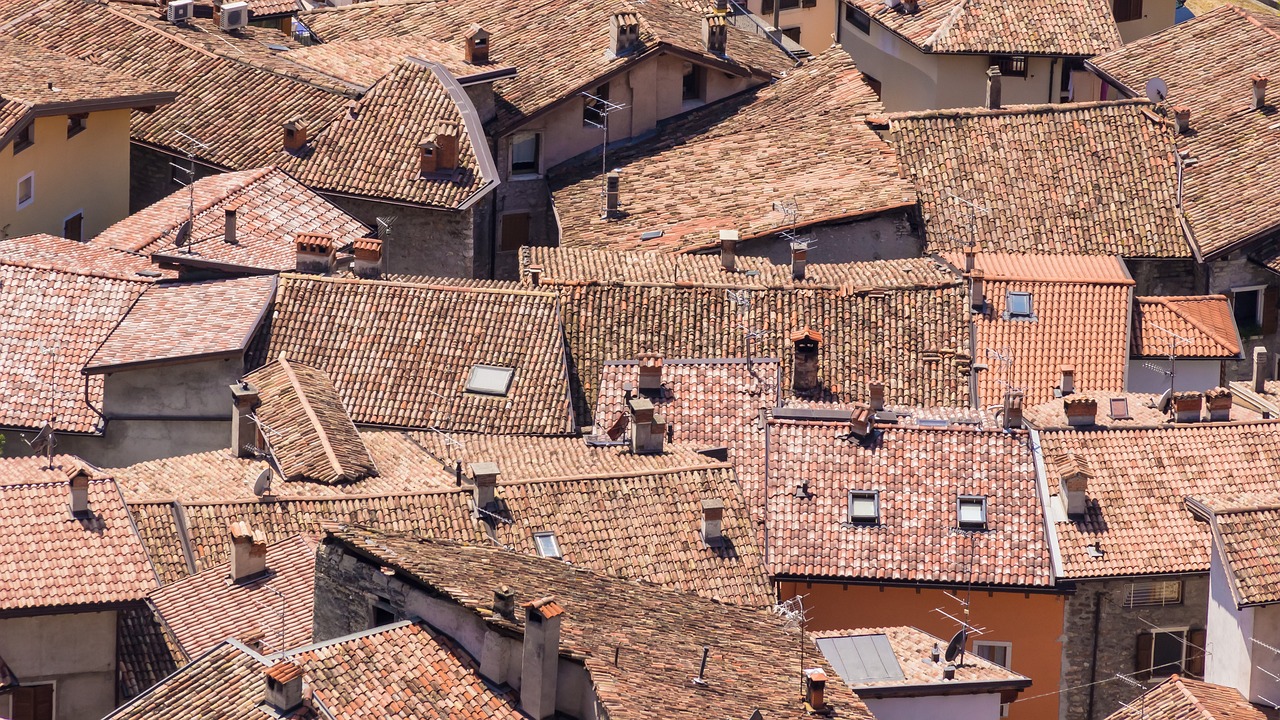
[0,611,119,720]
[0,109,132,241]
[746,0,841,55]
[1116,0,1176,43]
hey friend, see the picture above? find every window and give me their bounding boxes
[761,0,804,12]
[847,490,880,524]
[534,531,562,558]
[1136,628,1204,679]
[500,212,531,252]
[13,122,33,154]
[16,173,33,210]
[584,83,609,127]
[370,601,396,628]
[1109,397,1131,420]
[863,72,883,99]
[510,133,540,176]
[682,63,705,102]
[781,27,802,43]
[991,55,1028,78]
[1232,286,1266,336]
[67,114,87,138]
[973,641,1013,716]
[1113,0,1143,22]
[845,2,871,32]
[1006,291,1034,319]
[958,495,988,530]
[1124,580,1182,607]
[7,684,54,720]
[466,364,515,396]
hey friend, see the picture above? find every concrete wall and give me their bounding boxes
[1126,359,1223,394]
[1206,549,1256,700]
[1207,256,1280,383]
[1060,574,1208,720]
[745,0,840,55]
[733,211,920,263]
[776,579,1064,720]
[1,110,133,240]
[864,692,1004,720]
[0,610,118,720]
[1115,0,1177,43]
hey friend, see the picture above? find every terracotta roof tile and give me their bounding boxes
[1134,296,1242,358]
[1025,390,1264,428]
[283,36,511,87]
[848,0,1122,54]
[813,626,1030,692]
[1187,493,1280,607]
[116,604,185,701]
[1105,675,1269,720]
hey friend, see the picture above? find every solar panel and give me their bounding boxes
[815,634,905,685]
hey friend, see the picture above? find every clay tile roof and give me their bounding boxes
[1105,675,1269,720]
[325,527,877,720]
[1041,421,1280,579]
[893,101,1189,258]
[244,356,379,484]
[551,50,914,252]
[261,274,576,434]
[1187,494,1280,607]
[847,0,1122,54]
[85,275,277,373]
[1025,390,1265,428]
[93,167,371,275]
[283,36,511,87]
[1134,296,1242,358]
[763,422,1053,587]
[0,456,157,610]
[813,626,1030,692]
[116,605,185,701]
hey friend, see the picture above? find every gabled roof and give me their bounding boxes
[85,275,277,374]
[324,527,877,720]
[1039,420,1280,579]
[0,456,157,611]
[244,356,379,484]
[892,100,1189,258]
[1105,675,1269,720]
[283,36,514,87]
[764,421,1052,587]
[846,0,1122,55]
[1133,296,1242,359]
[1088,6,1280,260]
[1188,493,1280,608]
[261,274,576,434]
[550,50,915,252]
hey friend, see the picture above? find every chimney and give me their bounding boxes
[353,238,383,279]
[465,24,491,64]
[870,381,886,411]
[849,402,873,438]
[943,664,956,680]
[804,668,829,714]
[1173,391,1203,423]
[1063,396,1097,427]
[1253,74,1269,110]
[1059,365,1075,396]
[436,122,459,172]
[791,241,808,280]
[1206,387,1233,422]
[790,326,822,393]
[527,265,543,286]
[1174,106,1191,134]
[68,464,91,517]
[419,139,440,175]
[610,12,641,56]
[470,462,499,509]
[494,585,516,618]
[1254,346,1270,393]
[604,171,620,218]
[346,99,360,121]
[637,352,663,395]
[230,381,261,458]
[720,229,738,272]
[970,268,985,312]
[985,66,1002,110]
[283,118,307,152]
[702,13,727,55]
[963,246,975,273]
[229,521,268,581]
[1002,390,1024,430]
[520,597,564,720]
[295,233,336,274]
[263,662,304,714]
[714,0,729,11]
[628,396,667,454]
[701,498,724,543]
[1057,453,1090,518]
[224,207,237,245]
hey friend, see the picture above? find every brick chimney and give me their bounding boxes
[1206,387,1233,422]
[494,585,516,618]
[283,118,307,152]
[701,498,724,543]
[963,246,975,273]
[422,122,459,175]
[295,233,336,274]
[419,139,440,175]
[1173,391,1203,423]
[1057,453,1091,518]
[68,464,91,517]
[1254,346,1270,393]
[791,240,808,280]
[610,11,641,56]
[1002,390,1024,430]
[970,268,985,311]
[790,326,822,393]
[230,521,268,581]
[604,171,620,218]
[1059,365,1075,396]
[804,668,829,714]
[230,381,261,458]
[869,381,886,411]
[224,206,237,245]
[703,13,727,55]
[521,597,564,720]
[1064,396,1097,427]
[720,229,738,272]
[1174,107,1191,134]
[849,402,873,438]
[465,24,491,64]
[470,462,499,509]
[353,237,383,279]
[985,66,1002,110]
[637,352,663,395]
[263,661,304,714]
[1253,73,1269,110]
[627,396,667,454]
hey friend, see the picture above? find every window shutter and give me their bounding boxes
[12,687,34,720]
[762,0,774,14]
[1263,286,1279,335]
[1134,632,1153,681]
[1186,629,1206,678]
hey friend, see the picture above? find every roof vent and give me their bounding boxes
[627,396,667,454]
[790,240,808,280]
[1056,453,1091,518]
[1174,106,1191,134]
[604,171,620,218]
[849,403,873,438]
[470,462,500,510]
[790,326,822,393]
[1253,73,1269,111]
[494,585,516,618]
[637,352,663,395]
[1063,396,1096,427]
[263,661,304,713]
[804,668,830,714]
[295,233,336,274]
[353,238,383,279]
[1058,365,1075,397]
[610,11,641,56]
[869,381,885,411]
[223,207,238,245]
[421,121,459,176]
[465,24,491,64]
[985,66,1001,110]
[970,268,985,311]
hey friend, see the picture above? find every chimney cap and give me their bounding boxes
[470,461,500,478]
[628,397,656,413]
[522,595,565,619]
[230,520,266,543]
[296,232,335,253]
[465,23,490,38]
[265,661,304,684]
[789,326,823,344]
[701,498,725,511]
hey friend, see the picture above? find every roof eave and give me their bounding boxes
[850,677,1032,698]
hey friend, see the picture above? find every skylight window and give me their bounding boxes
[1109,397,1131,420]
[466,365,515,396]
[847,490,880,524]
[533,531,561,558]
[958,495,988,530]
[1006,291,1033,318]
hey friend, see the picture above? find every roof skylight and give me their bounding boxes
[465,365,515,396]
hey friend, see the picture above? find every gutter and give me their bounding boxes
[1028,428,1066,581]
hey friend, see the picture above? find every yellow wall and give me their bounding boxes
[0,108,132,241]
[779,580,1066,720]
[746,0,841,55]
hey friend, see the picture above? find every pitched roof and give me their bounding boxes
[0,456,156,610]
[1089,6,1280,260]
[1039,421,1280,578]
[813,626,1030,694]
[0,236,150,433]
[325,527,877,720]
[764,421,1053,587]
[1188,493,1280,607]
[84,275,277,373]
[261,274,576,434]
[1105,675,1269,720]
[116,604,185,701]
[549,50,915,252]
[282,36,512,88]
[847,0,1122,54]
[1134,296,1242,358]
[149,535,316,656]
[1025,390,1265,428]
[244,357,379,484]
[892,100,1189,258]
[91,167,371,274]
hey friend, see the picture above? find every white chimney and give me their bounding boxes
[229,521,268,581]
[521,597,564,720]
[604,171,620,218]
[68,465,91,517]
[1057,454,1090,518]
[701,499,724,543]
[1254,346,1270,393]
[720,229,738,272]
[471,462,499,509]
[230,381,261,458]
[628,396,666,454]
[264,662,304,714]
[1253,73,1269,111]
[637,352,663,395]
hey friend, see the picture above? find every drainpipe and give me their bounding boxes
[1048,57,1059,104]
[1085,590,1104,720]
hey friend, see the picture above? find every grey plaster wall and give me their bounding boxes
[323,194,479,278]
[102,358,244,418]
[0,610,119,720]
[1207,256,1280,382]
[1123,258,1203,296]
[736,212,922,264]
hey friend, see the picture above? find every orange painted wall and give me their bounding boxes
[779,580,1065,720]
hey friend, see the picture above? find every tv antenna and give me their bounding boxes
[773,594,810,696]
[1141,321,1191,400]
[376,216,396,241]
[943,191,990,252]
[172,130,210,254]
[23,344,60,468]
[581,90,627,218]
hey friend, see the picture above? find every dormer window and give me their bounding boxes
[533,531,561,558]
[958,495,988,530]
[847,490,880,524]
[466,364,514,396]
[1005,291,1034,320]
[14,122,33,154]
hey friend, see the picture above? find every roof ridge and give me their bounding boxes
[1168,675,1216,720]
[922,0,967,50]
[278,272,555,297]
[1232,3,1280,45]
[127,485,471,507]
[891,98,1152,122]
[495,462,734,487]
[275,355,346,480]
[0,249,152,283]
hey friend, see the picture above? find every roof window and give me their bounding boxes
[1109,397,1131,420]
[466,365,515,396]
[958,495,988,530]
[533,531,561,558]
[1005,291,1034,319]
[847,490,880,524]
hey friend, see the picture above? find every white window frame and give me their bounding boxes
[16,172,34,210]
[972,640,1013,667]
[533,531,562,558]
[847,489,880,524]
[1123,579,1183,608]
[1232,284,1267,328]
[1143,626,1190,679]
[465,364,515,396]
[958,495,988,530]
[509,132,542,179]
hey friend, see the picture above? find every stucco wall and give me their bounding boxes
[745,0,840,55]
[1,109,133,240]
[864,692,1004,720]
[102,357,244,418]
[1126,359,1223,393]
[1115,0,1177,43]
[734,211,921,263]
[0,610,119,720]
[1206,549,1256,699]
[1206,256,1280,383]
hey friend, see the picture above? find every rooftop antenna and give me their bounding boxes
[172,130,210,255]
[376,216,396,241]
[774,594,810,696]
[581,90,627,219]
[933,529,988,666]
[943,191,991,252]
[23,344,60,468]
[1114,673,1148,719]
[1141,321,1192,400]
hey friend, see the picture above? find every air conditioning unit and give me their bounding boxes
[219,1,250,30]
[167,0,194,24]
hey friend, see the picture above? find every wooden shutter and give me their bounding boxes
[1263,286,1279,335]
[762,0,774,14]
[1134,632,1153,681]
[11,687,34,720]
[1186,629,1206,678]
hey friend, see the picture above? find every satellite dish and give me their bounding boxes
[1145,77,1168,103]
[1157,387,1173,414]
[250,467,272,497]
[944,629,967,663]
[174,219,192,247]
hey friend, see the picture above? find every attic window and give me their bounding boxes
[958,495,988,530]
[991,55,1028,78]
[1124,580,1182,607]
[1109,397,1131,420]
[847,490,880,524]
[466,365,514,396]
[13,123,33,154]
[67,114,87,139]
[1006,291,1034,319]
[534,531,562,558]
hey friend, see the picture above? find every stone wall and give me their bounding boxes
[323,195,481,278]
[129,144,222,215]
[1124,258,1203,296]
